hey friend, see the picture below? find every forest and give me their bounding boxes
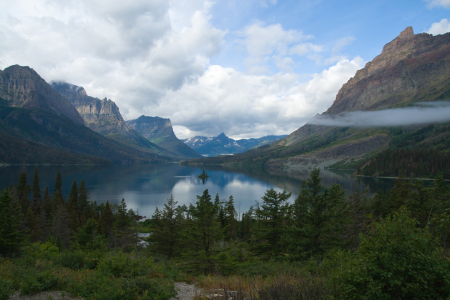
[1,167,450,299]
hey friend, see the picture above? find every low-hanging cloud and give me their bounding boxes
[309,102,450,127]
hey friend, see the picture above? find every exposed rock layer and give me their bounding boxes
[0,65,84,125]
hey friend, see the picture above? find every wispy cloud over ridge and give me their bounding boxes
[309,102,450,127]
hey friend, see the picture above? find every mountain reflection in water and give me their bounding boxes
[0,164,396,219]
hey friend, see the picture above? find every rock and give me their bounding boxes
[0,65,84,125]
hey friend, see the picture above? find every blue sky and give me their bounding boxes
[0,0,449,139]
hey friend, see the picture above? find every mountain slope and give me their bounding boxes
[0,65,172,164]
[186,27,450,175]
[0,105,171,164]
[50,82,169,156]
[0,65,84,125]
[126,116,202,159]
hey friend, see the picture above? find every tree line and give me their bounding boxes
[0,166,141,256]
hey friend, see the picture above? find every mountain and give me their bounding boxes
[184,133,287,157]
[186,27,450,178]
[50,82,168,156]
[126,116,202,159]
[0,65,172,164]
[0,65,84,125]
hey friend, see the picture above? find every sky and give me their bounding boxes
[0,0,449,140]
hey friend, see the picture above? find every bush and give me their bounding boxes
[97,251,154,278]
[55,250,86,270]
[21,270,58,295]
[0,277,12,300]
[337,207,450,299]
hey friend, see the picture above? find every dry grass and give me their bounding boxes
[194,273,333,300]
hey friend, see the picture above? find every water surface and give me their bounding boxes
[0,164,397,219]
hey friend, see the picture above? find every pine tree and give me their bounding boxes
[25,206,40,242]
[17,172,31,215]
[149,195,183,259]
[77,180,89,215]
[253,188,291,259]
[288,168,348,260]
[0,189,25,255]
[53,172,64,208]
[32,165,42,213]
[68,180,79,231]
[184,189,222,274]
[115,198,129,230]
[224,195,237,242]
[99,201,114,235]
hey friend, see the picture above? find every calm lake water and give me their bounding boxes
[0,163,397,219]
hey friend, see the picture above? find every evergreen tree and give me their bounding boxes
[24,206,40,242]
[184,189,222,274]
[100,201,114,235]
[115,198,129,230]
[346,182,369,249]
[77,180,90,215]
[149,195,183,259]
[31,165,41,213]
[253,188,291,259]
[17,172,31,215]
[224,195,237,242]
[53,172,64,208]
[0,189,25,255]
[68,180,79,231]
[288,168,348,260]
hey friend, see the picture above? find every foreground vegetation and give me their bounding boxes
[1,166,450,299]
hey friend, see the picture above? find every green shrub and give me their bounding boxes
[337,207,450,299]
[97,251,154,278]
[56,250,86,270]
[0,277,12,300]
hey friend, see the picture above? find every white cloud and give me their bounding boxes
[332,36,356,53]
[427,18,450,35]
[236,21,315,73]
[147,57,364,139]
[425,0,450,8]
[0,0,225,114]
[289,43,323,55]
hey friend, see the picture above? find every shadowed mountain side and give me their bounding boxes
[0,105,172,164]
[126,115,202,159]
[50,82,171,157]
[0,65,84,125]
[184,28,450,174]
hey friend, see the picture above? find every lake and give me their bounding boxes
[0,163,397,219]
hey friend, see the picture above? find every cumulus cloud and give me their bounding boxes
[309,102,450,127]
[427,18,450,35]
[236,21,315,73]
[0,0,225,114]
[425,0,450,8]
[156,57,364,139]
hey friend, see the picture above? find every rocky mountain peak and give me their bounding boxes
[0,65,84,125]
[325,27,450,114]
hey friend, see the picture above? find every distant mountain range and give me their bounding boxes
[0,65,200,164]
[186,27,450,179]
[183,133,287,157]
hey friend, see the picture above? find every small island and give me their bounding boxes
[198,168,209,180]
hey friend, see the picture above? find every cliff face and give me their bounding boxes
[126,116,173,140]
[0,65,84,125]
[50,82,129,135]
[326,27,450,114]
[127,116,202,159]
